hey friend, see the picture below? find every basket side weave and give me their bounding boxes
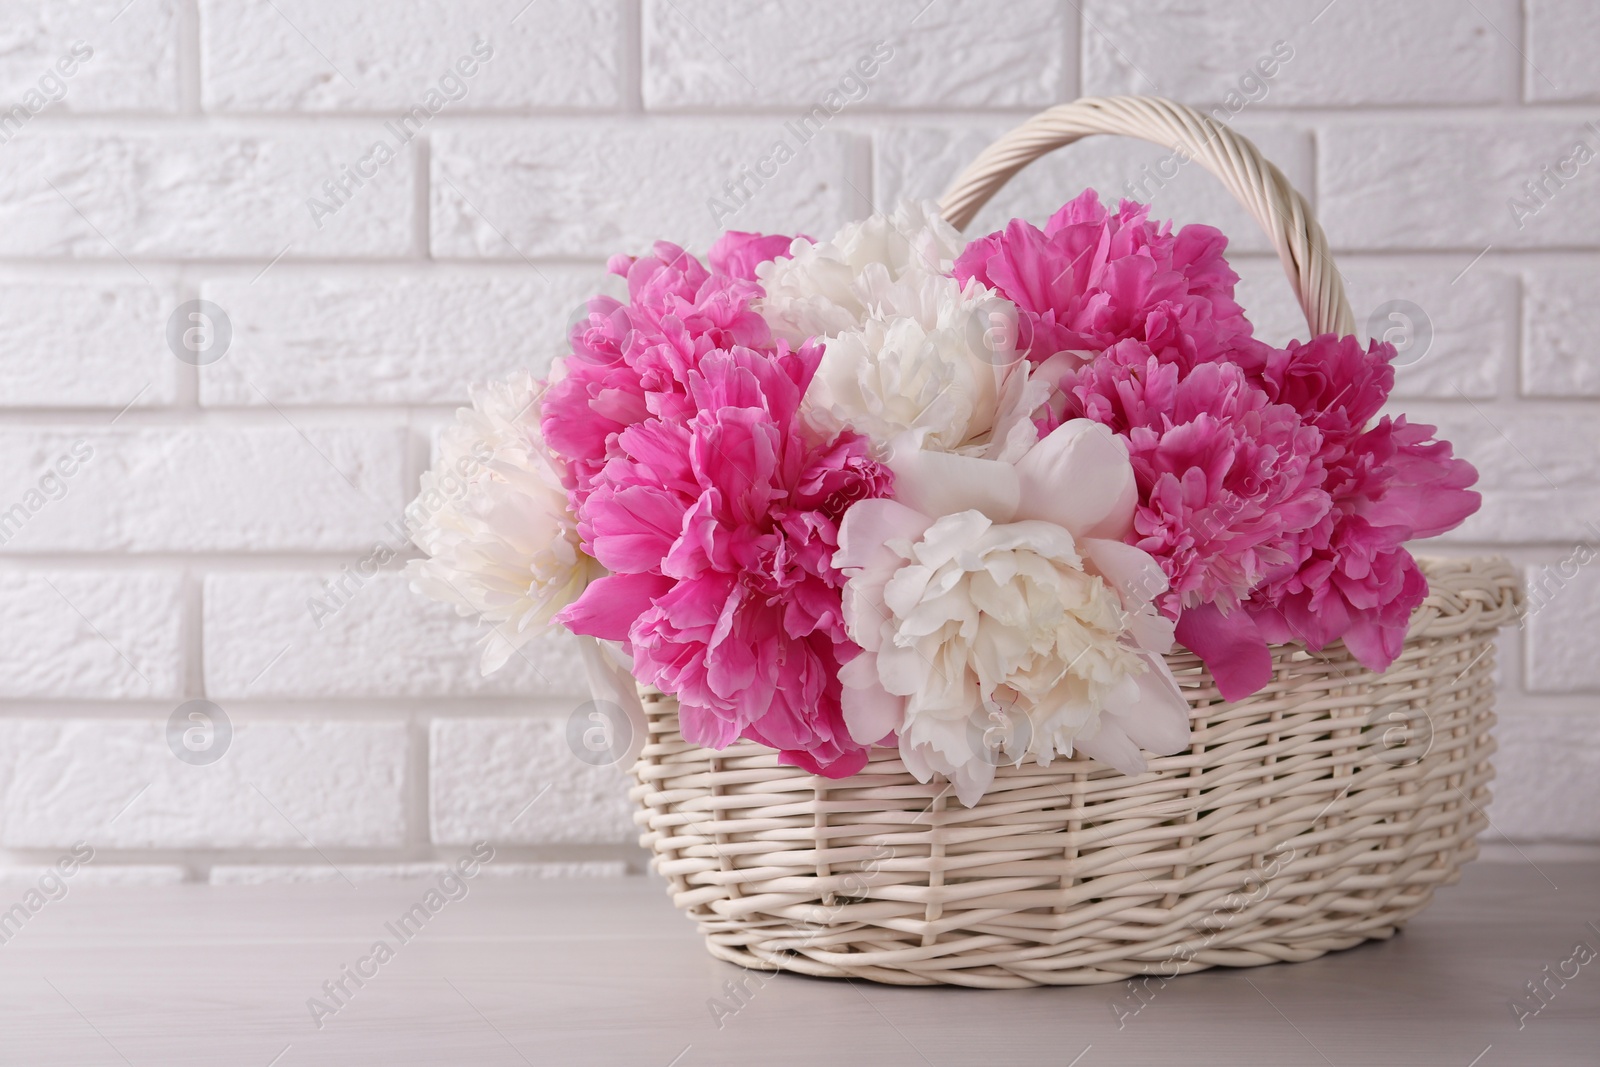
[628,557,1520,987]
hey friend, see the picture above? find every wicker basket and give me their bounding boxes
[621,97,1522,987]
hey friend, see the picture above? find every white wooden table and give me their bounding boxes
[2,861,1595,1066]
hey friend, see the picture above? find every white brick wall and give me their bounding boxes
[1081,0,1521,104]
[198,0,624,111]
[197,267,603,405]
[0,0,1595,883]
[0,718,409,849]
[642,0,1074,108]
[0,129,419,257]
[430,123,861,257]
[0,0,181,111]
[201,573,590,699]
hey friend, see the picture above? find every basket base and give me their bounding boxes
[693,904,1429,988]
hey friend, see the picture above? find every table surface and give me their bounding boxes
[1,860,1595,1066]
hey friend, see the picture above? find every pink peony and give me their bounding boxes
[541,237,797,509]
[1054,340,1330,698]
[1244,332,1392,456]
[1066,342,1331,618]
[709,230,803,282]
[959,192,1482,700]
[556,342,891,777]
[953,189,1257,369]
[1231,334,1480,677]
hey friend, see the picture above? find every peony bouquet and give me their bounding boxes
[407,192,1480,806]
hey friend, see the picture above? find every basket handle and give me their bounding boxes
[937,96,1355,338]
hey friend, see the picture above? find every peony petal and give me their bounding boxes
[885,433,1020,522]
[1071,725,1148,777]
[950,761,996,808]
[876,639,933,698]
[1110,653,1192,755]
[577,636,649,767]
[840,653,906,745]
[898,729,997,807]
[678,700,744,750]
[587,485,688,574]
[1174,601,1274,702]
[782,744,871,779]
[1125,608,1176,659]
[1342,612,1401,674]
[1080,537,1169,615]
[1012,419,1137,539]
[708,230,800,281]
[557,572,674,641]
[835,498,932,572]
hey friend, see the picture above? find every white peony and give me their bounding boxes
[834,419,1191,806]
[758,200,1041,461]
[757,199,967,344]
[405,372,600,674]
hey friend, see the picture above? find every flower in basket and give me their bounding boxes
[834,420,1189,805]
[759,200,1044,462]
[556,340,891,777]
[405,188,1482,806]
[405,372,600,674]
[1229,334,1482,683]
[957,195,1482,700]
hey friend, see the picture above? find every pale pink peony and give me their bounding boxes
[834,419,1191,805]
[556,342,891,777]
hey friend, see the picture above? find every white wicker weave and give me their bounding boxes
[622,98,1520,987]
